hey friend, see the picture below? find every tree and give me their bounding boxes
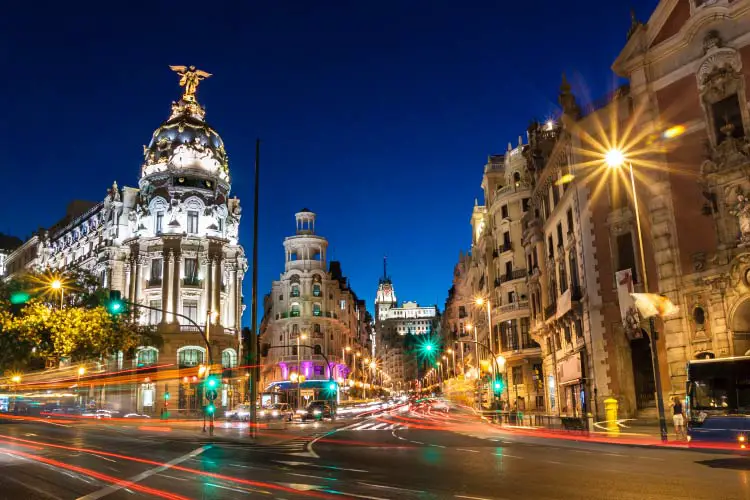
[0,270,161,370]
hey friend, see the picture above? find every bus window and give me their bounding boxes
[692,378,730,410]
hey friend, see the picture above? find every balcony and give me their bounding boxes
[147,278,162,288]
[499,268,527,285]
[290,310,301,317]
[182,277,202,287]
[499,300,529,314]
[494,277,501,288]
[501,242,512,253]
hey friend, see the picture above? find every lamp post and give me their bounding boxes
[50,279,64,308]
[446,349,456,378]
[10,375,21,413]
[77,366,86,408]
[297,332,307,410]
[605,148,668,443]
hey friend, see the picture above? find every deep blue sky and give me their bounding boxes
[1,1,655,325]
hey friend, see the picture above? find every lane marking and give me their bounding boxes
[90,453,117,463]
[274,459,368,473]
[369,423,388,430]
[156,474,187,482]
[205,483,263,495]
[457,448,479,453]
[358,482,423,494]
[328,492,388,500]
[76,445,208,500]
[456,496,493,500]
[637,456,664,461]
[288,472,333,480]
[429,444,446,448]
[410,441,424,444]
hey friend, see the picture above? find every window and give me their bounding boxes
[574,318,583,338]
[313,284,321,297]
[313,323,321,334]
[546,337,553,354]
[616,233,638,284]
[187,210,199,234]
[512,366,523,387]
[340,299,346,310]
[314,365,324,376]
[291,285,300,297]
[178,347,204,368]
[559,259,568,293]
[569,252,579,291]
[290,304,300,317]
[136,348,158,367]
[563,323,572,344]
[505,261,512,279]
[217,217,223,233]
[547,236,554,259]
[155,211,164,234]
[313,303,321,316]
[566,208,574,235]
[222,349,237,369]
[556,223,563,247]
[501,205,509,219]
[693,307,706,328]
[513,171,521,186]
[712,94,745,144]
[551,183,560,207]
[184,258,199,285]
[149,300,162,325]
[314,344,322,355]
[521,318,536,348]
[503,232,511,250]
[522,198,530,212]
[183,300,198,324]
[150,258,163,282]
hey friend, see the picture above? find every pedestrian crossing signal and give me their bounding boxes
[106,290,126,315]
[206,404,216,415]
[493,378,504,394]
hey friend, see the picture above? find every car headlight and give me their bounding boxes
[313,410,321,415]
[296,409,306,415]
[260,410,266,416]
[271,410,279,417]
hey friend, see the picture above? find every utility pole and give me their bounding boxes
[248,139,260,438]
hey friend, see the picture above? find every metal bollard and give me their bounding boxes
[604,398,619,436]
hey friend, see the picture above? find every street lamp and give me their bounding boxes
[605,148,668,443]
[10,375,21,413]
[77,367,86,408]
[50,278,64,308]
[297,333,307,410]
[446,349,456,378]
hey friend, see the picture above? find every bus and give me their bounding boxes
[686,356,750,448]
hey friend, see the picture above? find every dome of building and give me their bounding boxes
[144,113,227,166]
[141,67,229,184]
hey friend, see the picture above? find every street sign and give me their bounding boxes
[206,389,218,401]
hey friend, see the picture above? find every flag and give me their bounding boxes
[615,269,642,340]
[630,293,679,319]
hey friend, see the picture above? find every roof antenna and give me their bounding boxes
[383,255,387,280]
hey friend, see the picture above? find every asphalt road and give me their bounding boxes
[0,403,747,500]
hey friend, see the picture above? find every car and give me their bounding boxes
[259,403,293,421]
[225,404,252,421]
[300,401,333,421]
[431,399,449,413]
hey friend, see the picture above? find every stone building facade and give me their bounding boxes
[259,210,372,404]
[5,69,247,415]
[610,0,750,402]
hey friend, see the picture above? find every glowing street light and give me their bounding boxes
[49,278,64,308]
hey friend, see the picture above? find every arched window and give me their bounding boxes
[135,347,158,367]
[513,172,521,186]
[290,303,300,317]
[313,323,321,334]
[313,283,321,297]
[222,348,238,369]
[314,344,322,355]
[313,303,322,316]
[693,306,706,329]
[291,285,300,297]
[177,346,205,368]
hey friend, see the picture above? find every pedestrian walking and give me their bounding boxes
[671,396,686,441]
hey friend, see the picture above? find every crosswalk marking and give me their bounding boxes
[350,422,409,431]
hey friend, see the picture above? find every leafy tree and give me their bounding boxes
[0,269,161,369]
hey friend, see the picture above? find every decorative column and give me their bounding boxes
[173,252,182,326]
[225,263,236,329]
[235,271,244,332]
[126,257,135,301]
[213,256,222,325]
[162,250,172,324]
[135,256,146,306]
[201,255,211,324]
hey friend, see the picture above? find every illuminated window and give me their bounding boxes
[222,349,237,368]
[178,347,204,368]
[136,347,158,367]
[313,284,321,297]
[155,211,164,234]
[149,300,162,325]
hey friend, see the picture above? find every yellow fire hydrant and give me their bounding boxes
[604,398,619,436]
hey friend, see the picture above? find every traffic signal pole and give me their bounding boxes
[248,139,261,439]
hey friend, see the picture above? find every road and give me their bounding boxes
[0,402,747,499]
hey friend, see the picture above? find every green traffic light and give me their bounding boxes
[425,344,433,352]
[206,404,215,415]
[9,292,30,305]
[206,376,219,389]
[493,379,504,393]
[328,383,336,391]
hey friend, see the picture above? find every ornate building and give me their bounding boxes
[6,67,247,415]
[611,0,750,403]
[259,210,371,405]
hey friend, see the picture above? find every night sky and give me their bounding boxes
[1,1,655,325]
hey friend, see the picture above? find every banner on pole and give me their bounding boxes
[615,269,642,340]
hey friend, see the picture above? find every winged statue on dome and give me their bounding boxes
[169,65,212,102]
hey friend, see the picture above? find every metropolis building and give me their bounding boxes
[5,67,247,415]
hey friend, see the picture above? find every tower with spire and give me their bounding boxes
[375,256,397,321]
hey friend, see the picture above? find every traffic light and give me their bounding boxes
[493,377,505,394]
[164,391,170,400]
[106,290,126,315]
[325,381,338,396]
[206,403,215,415]
[8,291,30,316]
[206,375,220,390]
